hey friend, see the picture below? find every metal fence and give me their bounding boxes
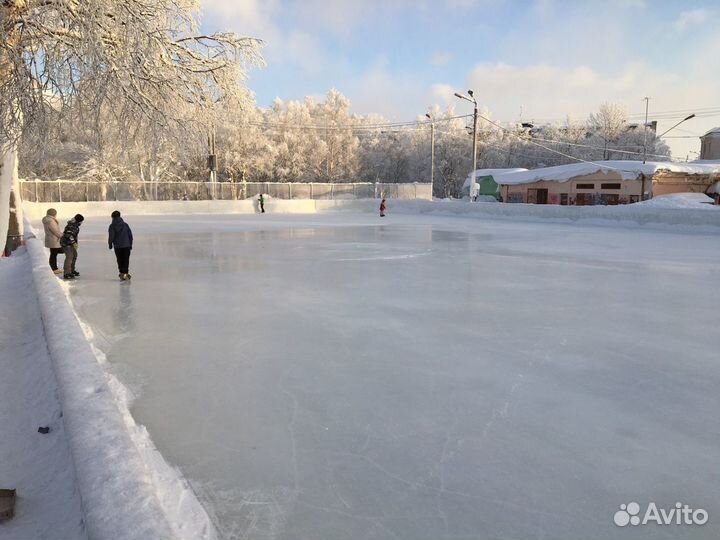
[19,180,431,202]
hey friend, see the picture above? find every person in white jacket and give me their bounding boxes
[41,208,63,273]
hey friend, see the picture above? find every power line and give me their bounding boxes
[526,135,671,160]
[474,112,627,172]
[243,114,472,132]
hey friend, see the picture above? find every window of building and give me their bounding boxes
[576,183,595,189]
[601,183,622,190]
[560,193,568,205]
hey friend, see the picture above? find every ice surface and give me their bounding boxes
[60,213,720,540]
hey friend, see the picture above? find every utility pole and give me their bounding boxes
[454,90,478,200]
[642,96,650,164]
[470,95,478,201]
[208,125,217,199]
[425,113,435,199]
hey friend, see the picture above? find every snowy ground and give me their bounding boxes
[0,252,85,540]
[47,212,720,539]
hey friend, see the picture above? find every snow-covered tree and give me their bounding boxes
[588,103,629,160]
[0,0,262,251]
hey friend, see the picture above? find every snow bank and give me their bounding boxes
[636,192,717,209]
[0,252,86,540]
[316,198,720,227]
[23,199,316,220]
[24,222,216,540]
[24,197,720,228]
[493,160,720,185]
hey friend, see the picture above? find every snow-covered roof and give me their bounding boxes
[492,160,720,186]
[462,168,528,189]
[702,127,720,137]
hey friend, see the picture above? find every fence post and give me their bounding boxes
[58,181,62,202]
[35,181,39,202]
[331,184,334,200]
[86,182,89,202]
[289,183,292,200]
[310,183,314,200]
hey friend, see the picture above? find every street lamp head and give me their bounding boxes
[684,114,696,121]
[453,92,466,100]
[467,89,474,97]
[425,113,432,120]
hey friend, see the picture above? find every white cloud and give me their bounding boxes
[446,0,478,7]
[431,84,455,103]
[199,0,280,38]
[430,52,452,66]
[284,32,328,74]
[674,9,708,32]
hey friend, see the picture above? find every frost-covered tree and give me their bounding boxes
[588,103,628,160]
[0,0,262,251]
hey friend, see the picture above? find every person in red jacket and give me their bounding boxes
[379,198,386,217]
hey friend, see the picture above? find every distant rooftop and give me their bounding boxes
[490,160,720,185]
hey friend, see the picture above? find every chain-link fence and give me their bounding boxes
[19,180,431,202]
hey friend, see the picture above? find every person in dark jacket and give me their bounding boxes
[108,210,133,280]
[258,193,265,213]
[60,214,84,279]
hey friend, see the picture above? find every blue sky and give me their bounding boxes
[200,0,720,159]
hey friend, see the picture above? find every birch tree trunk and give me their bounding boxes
[1,144,21,255]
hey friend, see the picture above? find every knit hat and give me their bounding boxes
[46,208,57,216]
[74,214,85,222]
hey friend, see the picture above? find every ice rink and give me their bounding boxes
[60,213,719,540]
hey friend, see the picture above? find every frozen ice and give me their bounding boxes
[62,213,720,540]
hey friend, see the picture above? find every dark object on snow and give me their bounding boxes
[0,489,16,521]
[38,426,50,434]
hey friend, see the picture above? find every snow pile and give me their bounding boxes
[0,252,86,540]
[635,192,718,209]
[326,198,720,228]
[492,160,720,185]
[23,197,720,229]
[24,223,216,540]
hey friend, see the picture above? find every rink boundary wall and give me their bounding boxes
[24,222,207,540]
[23,199,720,227]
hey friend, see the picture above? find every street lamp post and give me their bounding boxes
[642,97,650,164]
[454,90,478,200]
[657,114,696,139]
[425,113,435,200]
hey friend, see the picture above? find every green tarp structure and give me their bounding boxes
[477,175,500,199]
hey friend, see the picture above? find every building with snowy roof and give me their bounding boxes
[489,160,720,205]
[700,128,720,160]
[461,168,527,199]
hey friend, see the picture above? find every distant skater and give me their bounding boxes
[259,193,265,213]
[42,208,63,273]
[60,214,84,280]
[379,198,386,217]
[108,210,133,280]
